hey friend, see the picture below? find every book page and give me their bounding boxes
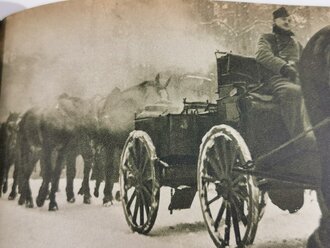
[0,1,329,248]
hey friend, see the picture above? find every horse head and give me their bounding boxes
[4,112,20,151]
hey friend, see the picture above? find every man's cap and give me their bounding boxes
[273,7,290,19]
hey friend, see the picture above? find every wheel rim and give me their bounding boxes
[198,125,260,247]
[120,131,160,234]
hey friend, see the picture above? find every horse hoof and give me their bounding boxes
[48,202,59,211]
[36,195,46,207]
[78,187,84,195]
[103,195,114,207]
[93,189,99,198]
[83,196,91,204]
[67,197,76,203]
[115,191,121,201]
[3,183,8,194]
[66,191,75,203]
[18,196,25,205]
[103,200,113,207]
[25,200,34,208]
[8,192,17,200]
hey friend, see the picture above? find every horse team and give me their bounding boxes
[0,74,174,211]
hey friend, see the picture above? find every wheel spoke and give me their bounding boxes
[202,175,218,183]
[229,144,238,169]
[214,141,225,173]
[235,192,248,203]
[231,202,242,245]
[139,194,144,225]
[220,137,229,175]
[232,174,245,186]
[140,190,150,216]
[127,190,137,209]
[132,193,140,225]
[232,196,248,226]
[141,185,152,200]
[224,204,231,245]
[133,139,141,168]
[214,201,226,231]
[205,155,222,179]
[207,194,221,206]
[141,152,149,175]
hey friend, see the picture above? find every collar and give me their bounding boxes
[272,25,295,37]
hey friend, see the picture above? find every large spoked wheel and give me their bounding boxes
[120,130,160,234]
[197,125,261,248]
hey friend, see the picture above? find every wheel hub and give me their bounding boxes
[216,178,233,200]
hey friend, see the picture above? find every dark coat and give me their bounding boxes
[256,30,303,84]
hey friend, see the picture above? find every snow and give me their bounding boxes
[0,178,321,248]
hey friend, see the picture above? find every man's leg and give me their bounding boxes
[270,80,315,150]
[270,81,305,136]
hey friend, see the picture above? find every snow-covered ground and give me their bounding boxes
[0,178,321,248]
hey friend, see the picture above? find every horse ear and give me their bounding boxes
[164,76,171,89]
[155,73,160,85]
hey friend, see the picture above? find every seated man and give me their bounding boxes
[255,6,317,214]
[256,7,314,150]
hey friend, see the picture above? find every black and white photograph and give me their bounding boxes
[0,0,329,247]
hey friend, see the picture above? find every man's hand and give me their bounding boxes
[280,64,297,81]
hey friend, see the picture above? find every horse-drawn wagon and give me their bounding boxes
[119,27,330,248]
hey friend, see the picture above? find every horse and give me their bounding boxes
[18,94,100,210]
[0,112,21,200]
[17,107,43,208]
[299,25,330,248]
[95,74,171,206]
[37,94,103,210]
[65,127,98,204]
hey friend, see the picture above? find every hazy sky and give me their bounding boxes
[0,0,222,120]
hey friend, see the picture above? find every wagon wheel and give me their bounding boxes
[120,130,160,234]
[197,125,261,248]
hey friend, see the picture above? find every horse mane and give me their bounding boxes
[300,25,330,123]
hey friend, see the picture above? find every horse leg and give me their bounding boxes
[94,180,101,198]
[65,152,76,203]
[18,146,30,206]
[8,163,18,200]
[48,150,65,211]
[93,147,105,198]
[103,148,118,206]
[36,149,51,207]
[81,155,92,204]
[2,163,8,194]
[21,154,34,208]
[24,176,34,208]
